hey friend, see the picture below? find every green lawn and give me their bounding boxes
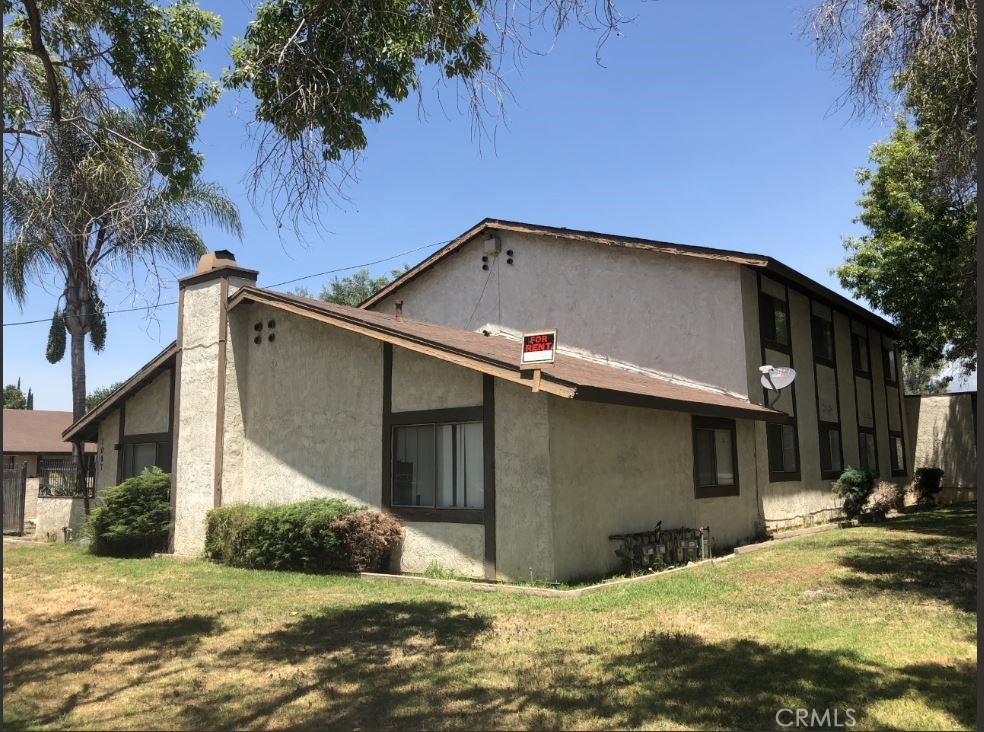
[3,505,977,730]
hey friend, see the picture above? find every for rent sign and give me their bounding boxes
[520,329,557,368]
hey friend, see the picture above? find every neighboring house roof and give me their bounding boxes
[63,342,177,442]
[359,218,896,333]
[3,409,95,454]
[231,287,788,423]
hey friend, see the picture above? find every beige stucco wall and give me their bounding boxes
[394,523,485,576]
[172,281,225,555]
[34,497,86,542]
[123,371,171,435]
[391,347,482,412]
[906,394,977,489]
[370,231,752,396]
[547,397,761,582]
[494,380,554,582]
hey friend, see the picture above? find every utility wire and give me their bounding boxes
[2,238,450,327]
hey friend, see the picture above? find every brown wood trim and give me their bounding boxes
[389,507,485,524]
[482,374,496,581]
[572,386,786,423]
[120,432,171,444]
[115,403,126,485]
[381,343,393,511]
[168,292,185,553]
[389,406,484,426]
[692,415,740,499]
[213,278,230,509]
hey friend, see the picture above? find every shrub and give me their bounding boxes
[912,467,945,505]
[204,499,402,573]
[329,510,403,572]
[867,481,906,517]
[85,468,171,557]
[832,466,875,519]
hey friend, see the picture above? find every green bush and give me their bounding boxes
[832,466,875,519]
[913,467,945,505]
[204,499,402,573]
[85,468,171,557]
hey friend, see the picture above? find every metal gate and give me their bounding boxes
[3,463,28,534]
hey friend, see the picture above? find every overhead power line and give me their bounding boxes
[2,238,449,327]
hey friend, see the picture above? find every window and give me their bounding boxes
[884,348,898,385]
[889,432,905,476]
[858,429,877,473]
[121,440,170,479]
[692,417,738,498]
[818,422,843,478]
[760,293,790,349]
[767,422,799,478]
[393,422,483,509]
[812,316,834,364]
[852,332,870,375]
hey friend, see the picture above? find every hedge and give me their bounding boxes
[85,468,171,557]
[204,498,402,573]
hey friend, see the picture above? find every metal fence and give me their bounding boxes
[3,463,27,534]
[38,457,95,498]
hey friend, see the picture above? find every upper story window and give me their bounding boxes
[884,347,898,385]
[851,332,870,376]
[393,421,483,509]
[811,316,835,364]
[760,293,790,349]
[692,416,739,498]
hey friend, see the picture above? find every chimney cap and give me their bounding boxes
[179,250,258,288]
[195,250,238,274]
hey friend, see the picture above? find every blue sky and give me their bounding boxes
[3,0,964,409]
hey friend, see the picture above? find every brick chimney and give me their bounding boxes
[170,251,258,555]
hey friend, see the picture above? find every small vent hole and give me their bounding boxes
[268,333,276,343]
[253,335,262,345]
[254,322,263,331]
[268,319,276,329]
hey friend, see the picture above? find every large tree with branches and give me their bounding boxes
[3,0,239,500]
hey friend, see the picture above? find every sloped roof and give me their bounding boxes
[63,343,177,442]
[230,287,788,423]
[360,218,895,333]
[3,410,95,454]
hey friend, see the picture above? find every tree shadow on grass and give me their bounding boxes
[884,503,977,541]
[836,532,976,613]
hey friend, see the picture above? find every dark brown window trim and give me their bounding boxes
[118,431,171,445]
[857,425,878,473]
[851,332,872,378]
[389,405,483,426]
[692,416,740,499]
[389,506,484,524]
[762,338,792,356]
[888,429,906,477]
[817,420,844,480]
[883,346,899,387]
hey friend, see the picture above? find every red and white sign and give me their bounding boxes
[521,329,557,368]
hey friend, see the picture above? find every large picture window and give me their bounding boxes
[760,293,790,349]
[692,416,739,498]
[121,439,170,479]
[393,422,483,509]
[767,422,799,479]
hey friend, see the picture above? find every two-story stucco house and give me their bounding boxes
[62,219,927,582]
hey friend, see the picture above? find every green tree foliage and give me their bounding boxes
[3,379,30,409]
[222,0,626,227]
[86,381,124,411]
[835,121,975,371]
[305,266,410,307]
[901,354,951,395]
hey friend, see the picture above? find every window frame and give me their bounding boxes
[883,346,899,386]
[851,332,871,377]
[858,427,878,474]
[386,405,486,524]
[811,315,835,367]
[889,429,906,477]
[760,292,791,353]
[691,416,740,499]
[767,420,801,482]
[118,431,171,480]
[391,419,484,512]
[817,420,844,480]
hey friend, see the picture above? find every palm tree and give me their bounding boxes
[3,111,241,509]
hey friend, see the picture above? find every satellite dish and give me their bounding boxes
[760,366,796,391]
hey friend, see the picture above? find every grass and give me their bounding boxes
[2,504,977,730]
